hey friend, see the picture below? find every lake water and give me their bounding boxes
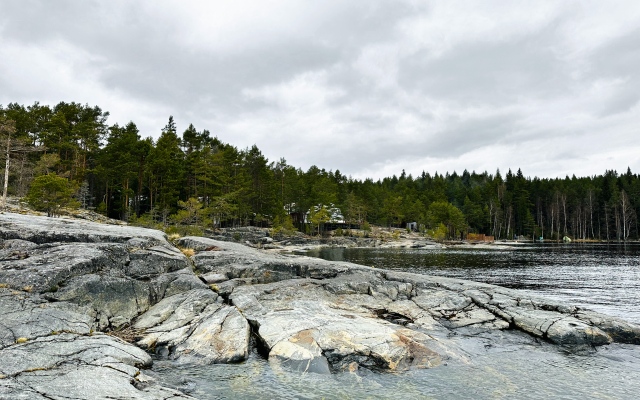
[306,243,640,324]
[150,244,640,399]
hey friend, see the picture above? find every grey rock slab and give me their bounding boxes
[0,333,192,400]
[0,289,93,349]
[127,246,190,280]
[200,272,228,284]
[0,333,151,377]
[268,329,330,374]
[135,289,250,365]
[0,243,128,293]
[0,212,168,246]
[173,305,250,364]
[182,236,371,282]
[574,310,640,344]
[48,274,152,329]
[383,270,640,345]
[1,239,37,249]
[135,289,219,349]
[7,367,195,400]
[545,317,612,346]
[231,280,443,372]
[135,288,218,331]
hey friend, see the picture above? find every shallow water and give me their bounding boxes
[149,244,640,399]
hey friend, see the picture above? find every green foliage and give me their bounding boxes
[427,223,448,241]
[427,201,467,240]
[309,205,331,236]
[362,221,371,231]
[165,225,204,237]
[129,211,163,230]
[272,214,297,237]
[95,201,107,216]
[26,173,78,216]
[382,196,404,228]
[172,197,209,226]
[4,101,640,242]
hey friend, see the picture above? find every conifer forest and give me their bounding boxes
[1,101,638,241]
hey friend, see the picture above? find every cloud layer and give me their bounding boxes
[1,0,639,179]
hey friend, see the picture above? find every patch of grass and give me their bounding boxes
[22,285,33,293]
[167,232,181,242]
[180,247,195,258]
[15,337,28,344]
[0,283,8,289]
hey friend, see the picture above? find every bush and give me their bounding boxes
[129,212,163,230]
[25,173,79,217]
[272,214,297,237]
[427,223,447,241]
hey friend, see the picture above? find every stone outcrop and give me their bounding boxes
[134,288,250,364]
[175,235,640,373]
[1,212,640,399]
[0,213,200,399]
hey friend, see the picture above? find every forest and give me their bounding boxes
[1,101,638,241]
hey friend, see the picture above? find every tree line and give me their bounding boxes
[1,101,638,241]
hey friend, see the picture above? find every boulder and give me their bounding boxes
[135,289,250,365]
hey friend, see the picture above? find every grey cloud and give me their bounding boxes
[588,28,640,117]
[1,1,639,179]
[398,26,568,106]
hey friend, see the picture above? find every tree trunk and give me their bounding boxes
[2,132,10,209]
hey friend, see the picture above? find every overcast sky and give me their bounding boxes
[1,1,639,180]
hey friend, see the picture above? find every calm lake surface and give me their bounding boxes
[306,243,640,324]
[150,244,640,399]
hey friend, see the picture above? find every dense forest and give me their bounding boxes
[1,101,638,241]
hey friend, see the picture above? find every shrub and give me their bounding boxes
[25,173,79,217]
[427,223,447,241]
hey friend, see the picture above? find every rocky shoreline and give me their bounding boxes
[1,212,639,399]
